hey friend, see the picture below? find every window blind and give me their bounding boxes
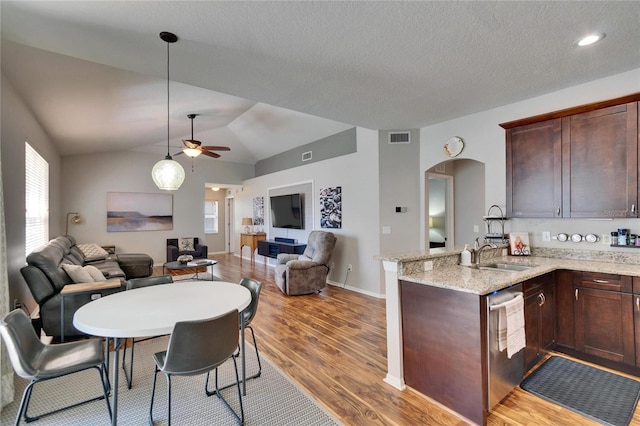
[25,142,49,256]
[204,200,218,234]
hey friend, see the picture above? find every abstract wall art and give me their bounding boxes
[107,192,173,232]
[320,186,342,229]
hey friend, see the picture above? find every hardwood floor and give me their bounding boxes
[163,253,640,425]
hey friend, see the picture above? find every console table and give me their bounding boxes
[240,233,266,264]
[257,238,306,259]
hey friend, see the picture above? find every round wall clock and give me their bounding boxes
[444,136,464,157]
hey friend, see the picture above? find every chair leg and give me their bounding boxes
[205,362,244,425]
[14,380,34,426]
[166,374,172,426]
[98,363,113,422]
[248,325,262,379]
[20,366,111,424]
[121,338,135,389]
[149,365,159,425]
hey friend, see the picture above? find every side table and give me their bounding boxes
[240,233,266,264]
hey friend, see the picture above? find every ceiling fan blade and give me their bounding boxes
[182,139,201,149]
[202,151,221,158]
[201,146,231,151]
[173,151,185,156]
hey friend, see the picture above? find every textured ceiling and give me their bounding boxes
[1,1,639,164]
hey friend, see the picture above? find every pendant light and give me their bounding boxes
[152,31,185,190]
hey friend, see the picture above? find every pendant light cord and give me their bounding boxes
[166,39,171,159]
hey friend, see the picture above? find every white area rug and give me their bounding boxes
[1,337,341,425]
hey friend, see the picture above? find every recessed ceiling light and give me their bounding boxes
[577,33,605,47]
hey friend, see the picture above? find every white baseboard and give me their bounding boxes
[326,280,385,299]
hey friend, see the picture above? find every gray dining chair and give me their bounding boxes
[149,309,244,425]
[238,277,263,380]
[0,309,112,425]
[121,274,173,389]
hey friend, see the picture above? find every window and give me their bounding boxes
[204,200,218,234]
[25,142,49,256]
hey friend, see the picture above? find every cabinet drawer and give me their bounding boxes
[523,273,553,297]
[575,272,632,293]
[633,277,640,294]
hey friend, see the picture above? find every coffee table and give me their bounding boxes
[163,259,218,280]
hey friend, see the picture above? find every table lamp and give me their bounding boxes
[242,217,253,233]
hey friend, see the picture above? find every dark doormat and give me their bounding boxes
[521,356,640,426]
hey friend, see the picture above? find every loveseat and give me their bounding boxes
[274,231,337,295]
[20,235,153,338]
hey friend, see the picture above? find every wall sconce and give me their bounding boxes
[65,212,81,235]
[242,217,253,233]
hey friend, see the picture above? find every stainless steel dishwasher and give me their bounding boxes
[486,283,524,409]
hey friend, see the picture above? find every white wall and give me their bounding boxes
[234,127,382,296]
[420,68,640,252]
[1,73,62,306]
[62,151,254,264]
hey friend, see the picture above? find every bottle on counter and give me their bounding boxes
[611,231,618,246]
[460,244,472,266]
[618,229,628,246]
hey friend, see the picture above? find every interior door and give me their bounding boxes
[428,173,454,249]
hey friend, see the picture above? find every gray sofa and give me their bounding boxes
[20,235,153,338]
[274,231,337,295]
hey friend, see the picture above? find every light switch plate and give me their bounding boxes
[602,234,611,245]
[542,231,551,242]
[382,226,391,235]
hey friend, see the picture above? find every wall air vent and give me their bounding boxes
[302,151,312,162]
[388,131,411,144]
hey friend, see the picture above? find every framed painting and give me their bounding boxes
[509,232,530,255]
[320,186,342,229]
[107,192,173,232]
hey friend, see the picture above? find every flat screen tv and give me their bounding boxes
[270,194,304,229]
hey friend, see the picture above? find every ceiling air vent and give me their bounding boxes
[389,131,411,144]
[302,151,312,162]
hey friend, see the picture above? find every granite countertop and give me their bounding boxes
[398,255,640,296]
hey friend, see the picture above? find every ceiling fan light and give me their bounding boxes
[183,148,202,158]
[152,158,185,190]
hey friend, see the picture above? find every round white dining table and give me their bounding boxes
[74,280,251,426]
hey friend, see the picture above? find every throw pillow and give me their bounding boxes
[84,265,106,281]
[62,264,94,283]
[179,238,195,251]
[77,243,110,262]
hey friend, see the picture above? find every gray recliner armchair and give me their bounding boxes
[274,231,337,295]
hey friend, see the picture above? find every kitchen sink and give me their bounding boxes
[478,262,536,272]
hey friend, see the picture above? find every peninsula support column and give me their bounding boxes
[382,260,405,390]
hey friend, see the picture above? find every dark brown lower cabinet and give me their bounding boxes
[554,270,575,349]
[400,280,487,426]
[523,273,555,371]
[574,286,634,365]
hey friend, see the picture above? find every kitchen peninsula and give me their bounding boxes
[378,246,640,425]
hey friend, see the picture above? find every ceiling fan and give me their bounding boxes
[174,114,231,159]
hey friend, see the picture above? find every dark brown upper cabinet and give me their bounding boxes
[501,94,640,218]
[506,119,562,218]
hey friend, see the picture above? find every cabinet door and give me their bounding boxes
[562,102,638,218]
[540,281,555,350]
[635,294,640,367]
[555,270,575,348]
[574,286,634,365]
[506,119,562,217]
[523,290,541,370]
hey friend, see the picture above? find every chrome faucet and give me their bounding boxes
[473,241,497,266]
